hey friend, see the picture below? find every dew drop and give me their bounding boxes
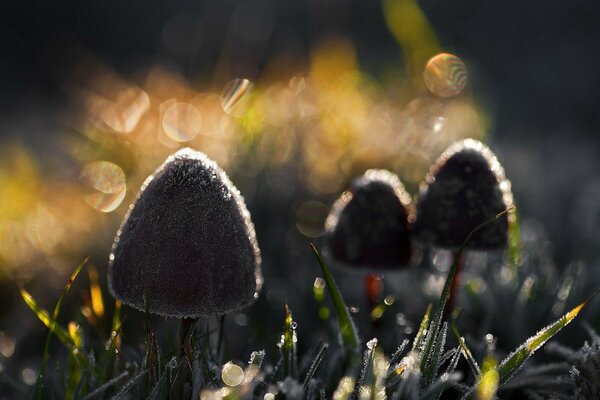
[423,53,467,98]
[366,338,378,350]
[79,161,126,212]
[220,78,254,117]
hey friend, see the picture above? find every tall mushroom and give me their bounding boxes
[108,148,262,331]
[414,139,513,316]
[324,169,414,313]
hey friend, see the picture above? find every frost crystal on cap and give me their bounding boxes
[414,139,514,250]
[108,148,262,318]
[325,169,413,268]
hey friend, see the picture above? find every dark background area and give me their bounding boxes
[1,0,599,267]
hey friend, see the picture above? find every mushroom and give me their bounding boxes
[324,169,414,313]
[107,148,262,321]
[414,139,513,316]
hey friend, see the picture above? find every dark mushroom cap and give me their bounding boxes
[325,169,413,269]
[414,139,514,250]
[108,148,262,318]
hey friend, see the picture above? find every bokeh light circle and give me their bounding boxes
[423,53,467,98]
[220,78,254,117]
[221,362,244,387]
[162,101,203,142]
[79,161,126,213]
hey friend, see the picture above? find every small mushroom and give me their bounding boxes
[414,138,513,249]
[325,169,413,269]
[324,169,414,314]
[414,138,514,316]
[107,148,262,319]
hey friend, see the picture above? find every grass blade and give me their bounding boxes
[278,304,298,377]
[110,369,149,400]
[507,205,522,268]
[420,208,513,373]
[422,322,447,390]
[31,257,88,399]
[310,244,360,348]
[476,355,499,400]
[412,304,432,353]
[350,338,377,400]
[302,342,328,394]
[20,289,74,349]
[496,291,597,386]
[450,324,480,377]
[81,371,129,400]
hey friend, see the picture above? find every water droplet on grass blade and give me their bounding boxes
[423,53,467,98]
[220,78,254,117]
[80,161,126,212]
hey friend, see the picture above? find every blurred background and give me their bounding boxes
[1,0,600,391]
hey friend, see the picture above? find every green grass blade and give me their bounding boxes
[412,304,432,353]
[476,354,499,400]
[30,257,88,399]
[507,205,522,268]
[422,322,447,390]
[420,208,513,372]
[496,293,595,386]
[302,342,328,394]
[20,289,74,349]
[450,324,480,377]
[279,304,298,377]
[350,338,377,400]
[310,244,360,348]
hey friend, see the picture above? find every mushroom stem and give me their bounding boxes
[444,251,466,319]
[217,314,226,360]
[364,273,383,314]
[179,317,195,352]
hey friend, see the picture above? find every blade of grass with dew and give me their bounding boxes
[350,338,377,400]
[444,346,462,376]
[476,354,499,400]
[419,208,513,373]
[412,304,432,353]
[80,371,130,400]
[302,342,328,394]
[450,324,480,377]
[31,256,88,399]
[279,304,298,378]
[496,290,598,386]
[422,322,448,390]
[20,289,74,349]
[100,301,123,388]
[389,339,410,368]
[507,204,522,268]
[310,244,359,348]
[65,322,85,400]
[110,369,149,400]
[148,357,178,400]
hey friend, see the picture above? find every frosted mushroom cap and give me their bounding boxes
[325,169,413,269]
[414,139,514,250]
[108,148,262,318]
